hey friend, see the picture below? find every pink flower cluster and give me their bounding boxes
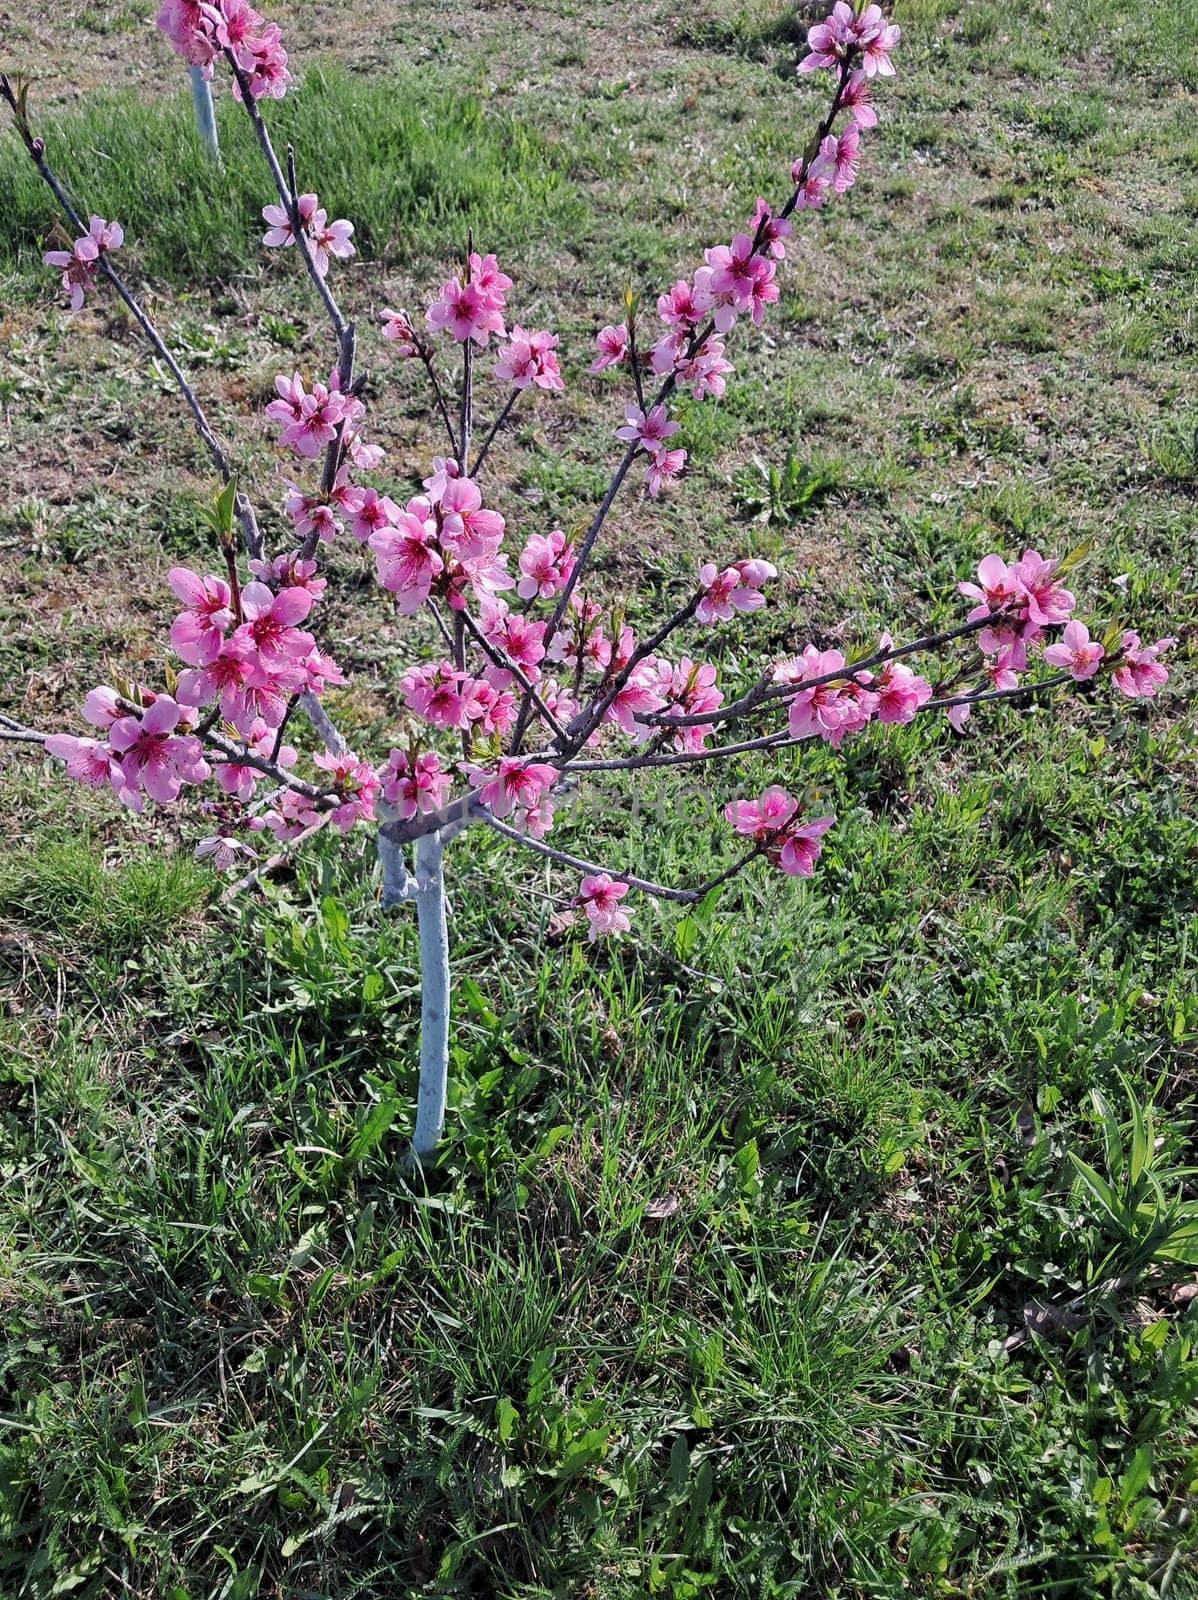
[427,252,512,346]
[495,326,564,392]
[44,215,122,311]
[380,748,453,821]
[462,757,557,836]
[696,559,777,624]
[400,660,517,739]
[799,2,900,79]
[168,565,341,747]
[46,690,209,811]
[726,787,835,877]
[262,193,354,278]
[369,466,509,614]
[268,376,361,467]
[157,0,290,100]
[780,642,932,748]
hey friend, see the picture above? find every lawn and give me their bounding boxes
[1,0,1196,1595]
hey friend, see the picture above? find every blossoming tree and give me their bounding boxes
[0,0,1172,1161]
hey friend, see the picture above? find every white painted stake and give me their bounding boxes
[410,829,451,1161]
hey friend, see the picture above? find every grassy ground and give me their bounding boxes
[1,0,1197,1595]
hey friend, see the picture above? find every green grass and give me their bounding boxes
[1,0,1197,1594]
[0,66,584,284]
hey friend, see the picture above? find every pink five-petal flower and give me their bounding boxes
[616,403,680,453]
[379,748,452,821]
[168,567,234,666]
[1011,548,1075,628]
[1043,620,1105,682]
[875,658,933,722]
[724,785,798,837]
[370,513,444,613]
[517,529,575,601]
[575,874,632,941]
[589,324,628,373]
[44,733,121,791]
[777,815,835,877]
[644,446,687,499]
[239,581,315,665]
[861,17,901,77]
[107,695,210,804]
[1112,632,1173,699]
[841,68,878,128]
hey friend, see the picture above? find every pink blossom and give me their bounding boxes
[296,646,346,696]
[380,307,420,355]
[313,748,380,833]
[216,718,296,802]
[575,874,632,940]
[1112,632,1172,699]
[261,191,317,249]
[261,192,353,276]
[495,326,565,391]
[984,648,1023,692]
[44,733,125,796]
[589,324,628,373]
[604,661,668,739]
[464,757,557,826]
[704,234,775,321]
[168,567,235,666]
[677,337,734,399]
[107,694,210,805]
[1043,620,1105,682]
[616,403,680,454]
[778,815,836,877]
[750,197,792,259]
[195,832,259,871]
[1011,548,1075,628]
[265,371,348,458]
[42,240,95,311]
[725,786,835,877]
[696,559,775,624]
[659,657,723,752]
[841,69,878,129]
[263,786,324,842]
[959,553,1021,619]
[427,277,505,346]
[644,446,688,499]
[283,484,342,544]
[482,602,547,680]
[370,513,444,613]
[379,748,452,821]
[349,486,402,544]
[238,582,315,667]
[874,658,933,722]
[798,1,853,72]
[248,550,327,597]
[401,661,467,729]
[658,279,705,330]
[859,10,901,77]
[792,168,832,210]
[460,676,517,738]
[517,529,575,601]
[157,0,217,65]
[819,123,861,194]
[785,645,878,745]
